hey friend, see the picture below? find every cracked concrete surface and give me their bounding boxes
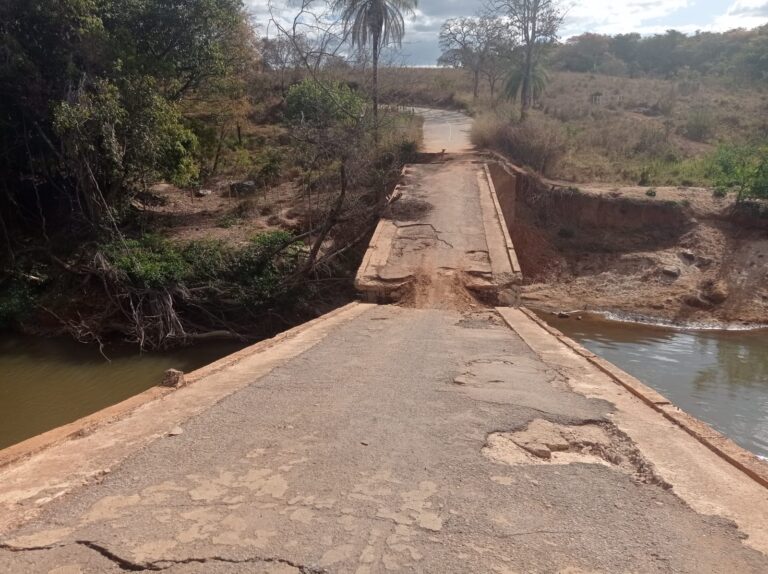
[378,159,515,308]
[2,306,768,573]
[356,110,517,307]
[2,109,767,573]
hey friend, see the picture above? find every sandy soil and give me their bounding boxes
[142,180,305,245]
[506,178,768,327]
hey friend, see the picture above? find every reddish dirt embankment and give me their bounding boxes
[487,160,768,326]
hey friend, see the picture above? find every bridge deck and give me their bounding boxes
[1,303,767,573]
[1,109,766,573]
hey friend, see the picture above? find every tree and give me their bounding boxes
[332,0,417,130]
[262,36,302,94]
[438,16,513,100]
[0,0,255,237]
[712,144,768,203]
[504,61,549,105]
[482,31,518,99]
[490,0,563,119]
[557,33,612,73]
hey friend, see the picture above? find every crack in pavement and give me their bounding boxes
[393,222,455,248]
[2,540,327,573]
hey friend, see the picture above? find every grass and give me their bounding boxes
[378,67,768,188]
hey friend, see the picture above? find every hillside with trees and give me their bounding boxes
[0,0,421,348]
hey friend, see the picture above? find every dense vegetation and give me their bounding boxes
[0,0,420,348]
[2,0,766,348]
[554,28,768,81]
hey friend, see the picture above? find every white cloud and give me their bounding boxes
[711,0,768,30]
[562,0,691,36]
[250,0,768,65]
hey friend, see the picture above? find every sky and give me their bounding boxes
[250,0,768,66]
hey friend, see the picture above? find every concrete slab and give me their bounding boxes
[1,306,767,573]
[356,158,519,306]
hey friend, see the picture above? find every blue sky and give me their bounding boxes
[252,0,768,65]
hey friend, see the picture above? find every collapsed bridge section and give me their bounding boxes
[355,156,521,308]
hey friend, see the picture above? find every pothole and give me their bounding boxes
[455,311,504,329]
[483,419,669,487]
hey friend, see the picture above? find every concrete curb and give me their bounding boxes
[482,163,522,278]
[355,167,411,302]
[512,306,768,490]
[0,302,366,471]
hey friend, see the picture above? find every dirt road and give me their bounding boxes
[1,110,767,573]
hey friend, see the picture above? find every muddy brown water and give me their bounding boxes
[0,334,245,450]
[538,313,768,460]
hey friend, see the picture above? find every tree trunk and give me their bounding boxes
[521,43,534,120]
[373,36,380,141]
[305,160,347,272]
[473,69,479,100]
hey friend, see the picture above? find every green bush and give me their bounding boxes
[105,235,191,289]
[710,143,768,202]
[251,147,283,188]
[284,80,365,127]
[103,231,301,306]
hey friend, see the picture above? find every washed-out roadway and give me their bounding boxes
[0,109,767,574]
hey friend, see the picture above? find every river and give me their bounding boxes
[0,335,244,450]
[540,313,768,460]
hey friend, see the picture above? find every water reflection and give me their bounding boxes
[542,314,768,459]
[0,335,244,450]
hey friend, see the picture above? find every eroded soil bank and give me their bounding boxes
[487,159,768,326]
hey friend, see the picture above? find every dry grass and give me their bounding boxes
[472,113,567,177]
[378,67,768,185]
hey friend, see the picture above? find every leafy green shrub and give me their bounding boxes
[284,80,365,127]
[251,147,283,188]
[103,231,301,306]
[105,235,190,289]
[710,143,768,202]
[54,77,200,190]
[713,187,728,198]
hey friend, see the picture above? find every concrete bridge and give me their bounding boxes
[1,111,767,573]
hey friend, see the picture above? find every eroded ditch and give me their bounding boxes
[486,157,768,326]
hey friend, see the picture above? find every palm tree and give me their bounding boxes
[504,63,550,117]
[333,0,417,130]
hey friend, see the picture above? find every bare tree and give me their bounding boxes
[261,35,310,94]
[439,16,511,100]
[490,0,563,118]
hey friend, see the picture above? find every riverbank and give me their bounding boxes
[485,156,768,327]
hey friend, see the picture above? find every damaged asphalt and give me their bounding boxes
[2,306,767,573]
[1,109,767,573]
